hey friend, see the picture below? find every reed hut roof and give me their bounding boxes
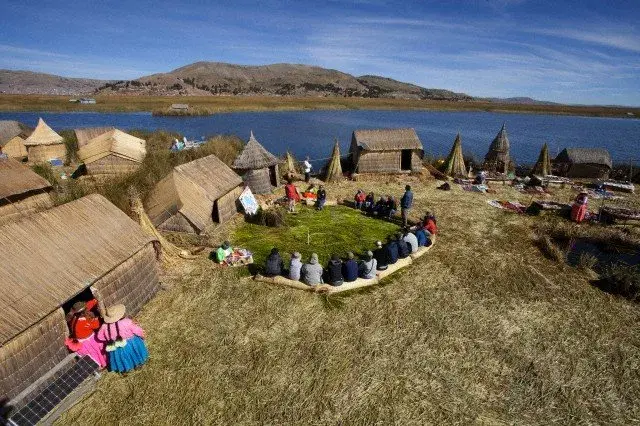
[352,128,422,151]
[74,126,115,148]
[0,158,52,199]
[485,123,510,160]
[443,133,467,177]
[281,151,299,175]
[232,131,280,169]
[0,194,155,345]
[555,148,612,168]
[146,154,243,231]
[24,118,63,146]
[325,140,343,182]
[532,143,552,176]
[77,129,146,165]
[0,121,32,147]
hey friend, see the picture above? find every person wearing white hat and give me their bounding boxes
[96,304,148,373]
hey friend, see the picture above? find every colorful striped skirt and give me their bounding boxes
[107,336,149,373]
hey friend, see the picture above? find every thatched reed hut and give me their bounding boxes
[532,143,552,176]
[443,133,467,177]
[232,131,280,194]
[554,148,612,179]
[349,128,423,173]
[74,126,114,148]
[325,140,344,182]
[146,154,244,234]
[0,158,53,225]
[483,123,513,174]
[0,120,32,160]
[280,151,299,178]
[0,194,159,404]
[23,118,66,163]
[77,129,146,177]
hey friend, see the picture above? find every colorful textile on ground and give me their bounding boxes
[487,200,527,213]
[106,335,148,373]
[239,186,259,215]
[224,248,253,266]
[462,184,488,193]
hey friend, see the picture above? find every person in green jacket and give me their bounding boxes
[216,241,232,264]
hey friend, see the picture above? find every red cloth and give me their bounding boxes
[285,184,300,201]
[571,203,587,223]
[424,219,438,235]
[70,315,100,340]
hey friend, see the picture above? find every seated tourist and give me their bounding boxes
[315,185,327,210]
[374,241,389,271]
[373,197,387,216]
[354,190,366,210]
[386,196,397,219]
[265,247,284,277]
[301,253,324,286]
[343,252,359,282]
[396,233,410,259]
[289,252,303,281]
[327,254,344,286]
[423,212,438,236]
[359,251,378,279]
[402,228,419,253]
[364,192,375,212]
[386,236,399,265]
[415,227,428,247]
[216,241,233,264]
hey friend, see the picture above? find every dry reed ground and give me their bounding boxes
[59,178,640,425]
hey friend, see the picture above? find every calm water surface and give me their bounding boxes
[1,110,638,168]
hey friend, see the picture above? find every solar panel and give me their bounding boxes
[7,357,99,426]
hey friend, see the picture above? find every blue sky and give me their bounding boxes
[1,0,639,105]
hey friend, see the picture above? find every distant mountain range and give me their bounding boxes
[0,62,552,104]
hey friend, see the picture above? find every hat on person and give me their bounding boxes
[331,253,340,261]
[292,251,301,259]
[103,304,126,324]
[72,301,87,313]
[222,241,230,249]
[366,250,373,259]
[376,241,383,248]
[347,252,355,259]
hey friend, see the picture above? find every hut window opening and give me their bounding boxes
[212,200,220,223]
[268,165,278,187]
[401,150,412,171]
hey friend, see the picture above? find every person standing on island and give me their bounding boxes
[303,156,312,183]
[400,185,413,227]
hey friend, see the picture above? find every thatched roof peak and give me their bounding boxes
[233,132,279,169]
[353,128,423,151]
[0,158,52,199]
[555,148,612,168]
[443,133,467,177]
[0,120,32,146]
[78,129,147,164]
[325,139,343,182]
[74,126,115,148]
[24,118,63,146]
[532,143,552,176]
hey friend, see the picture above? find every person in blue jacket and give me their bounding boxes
[415,227,428,247]
[343,252,359,282]
[400,185,414,227]
[385,236,399,265]
[396,233,410,259]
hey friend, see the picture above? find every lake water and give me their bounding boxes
[1,110,638,169]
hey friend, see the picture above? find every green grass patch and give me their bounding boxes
[233,205,399,267]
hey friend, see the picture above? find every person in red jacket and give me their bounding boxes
[67,299,100,340]
[285,181,300,213]
[423,212,438,236]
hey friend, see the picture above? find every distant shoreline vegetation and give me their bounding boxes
[0,94,638,119]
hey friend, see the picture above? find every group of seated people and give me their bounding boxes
[262,212,438,287]
[353,190,398,219]
[64,299,148,373]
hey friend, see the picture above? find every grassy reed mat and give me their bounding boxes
[232,205,399,267]
[58,180,640,425]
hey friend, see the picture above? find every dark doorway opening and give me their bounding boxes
[401,150,412,171]
[212,200,220,223]
[268,165,278,186]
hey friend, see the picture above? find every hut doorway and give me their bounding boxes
[212,200,220,223]
[268,165,278,187]
[401,150,412,171]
